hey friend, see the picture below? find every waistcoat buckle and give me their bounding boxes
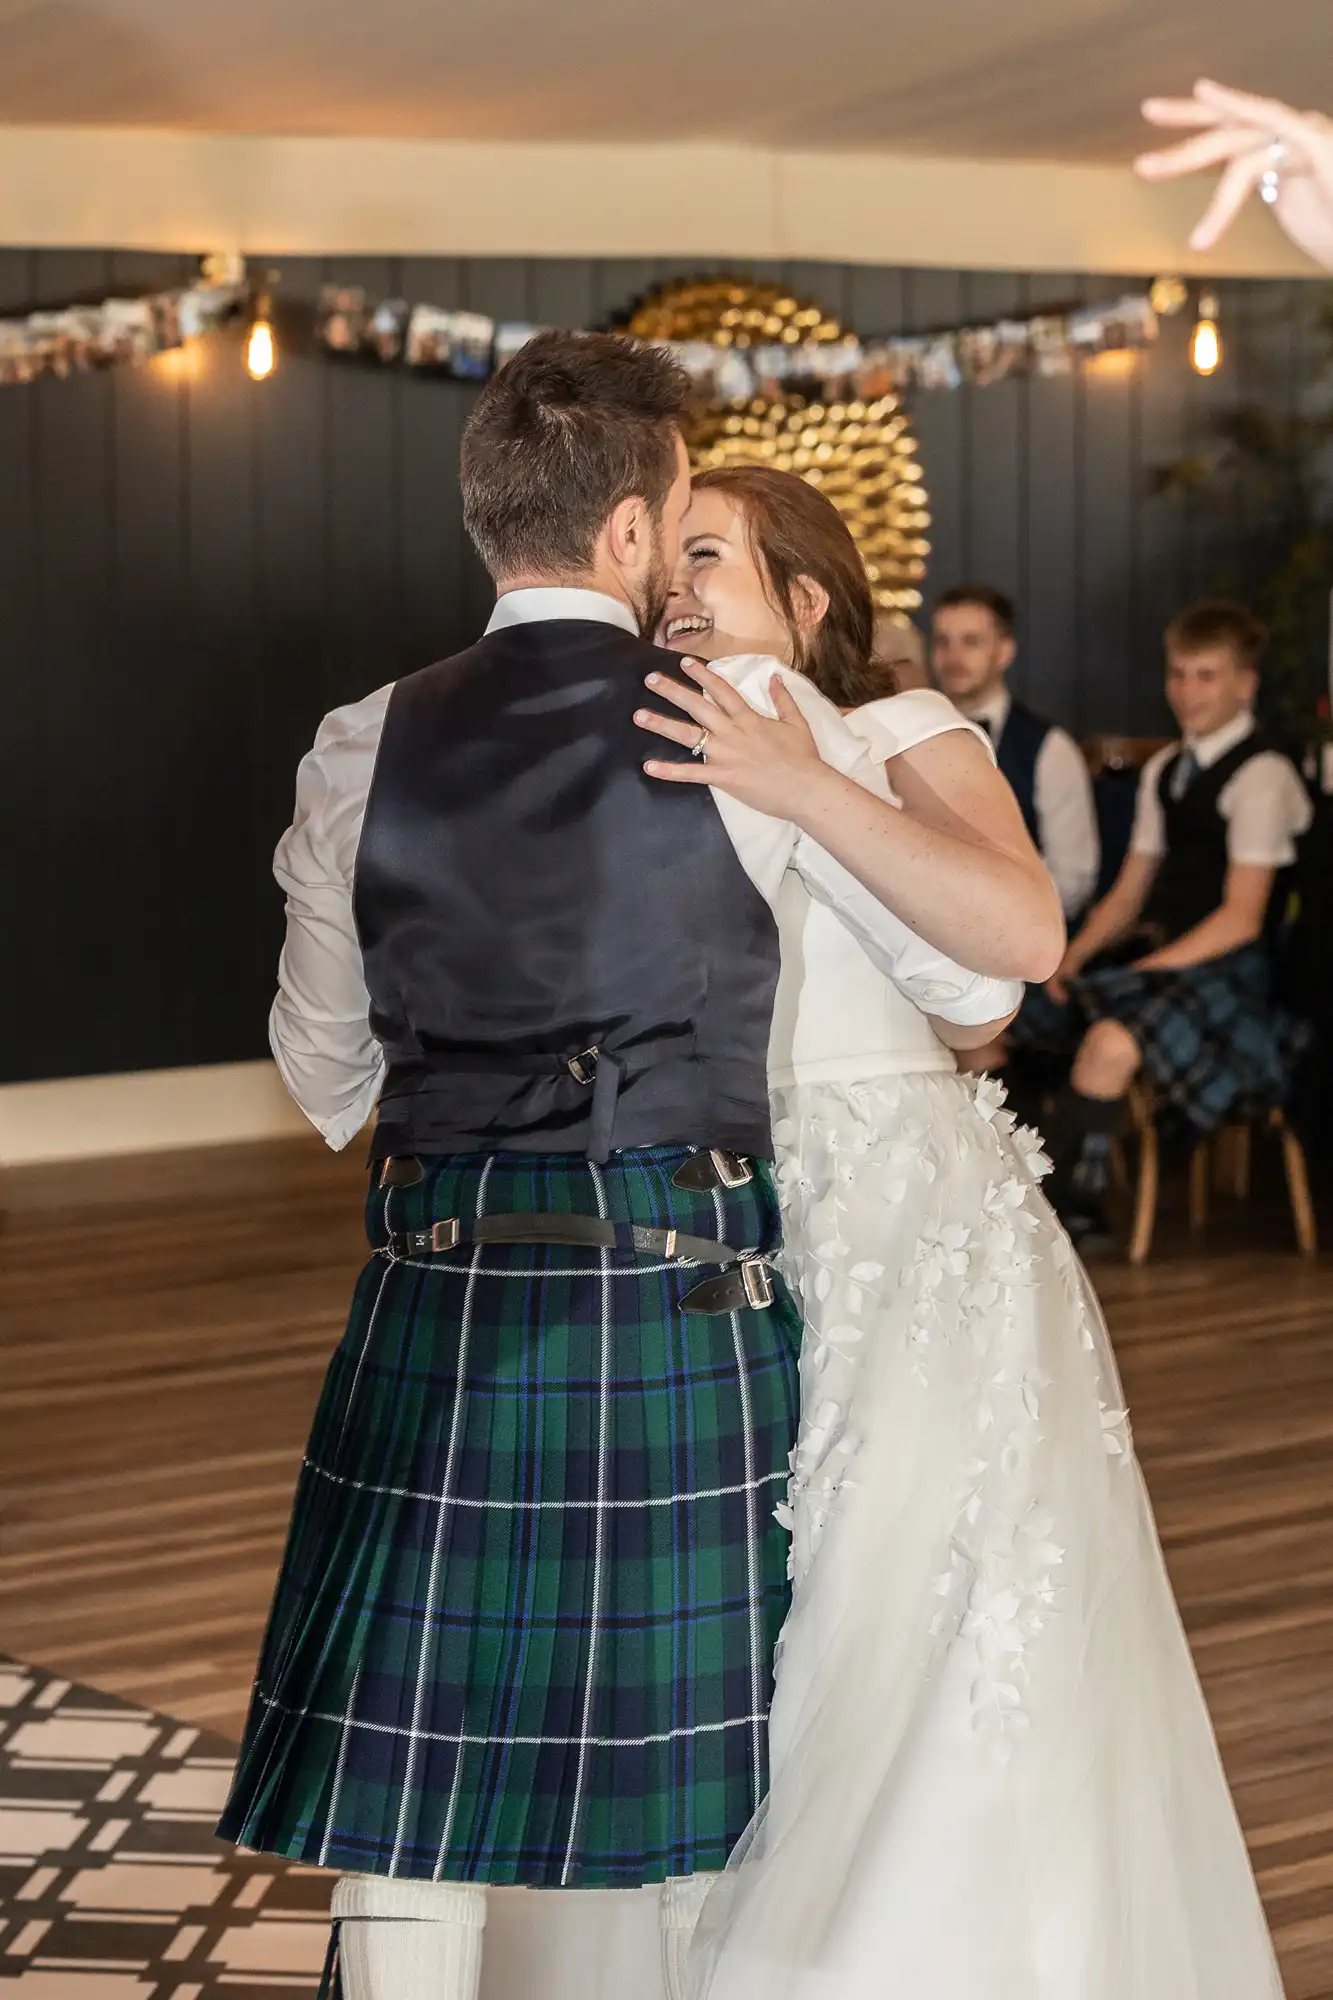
[566,1047,600,1087]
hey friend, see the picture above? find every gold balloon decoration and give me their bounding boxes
[625,278,930,614]
[1149,274,1189,319]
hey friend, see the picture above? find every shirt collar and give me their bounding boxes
[967,687,1012,735]
[1184,709,1255,770]
[485,587,640,639]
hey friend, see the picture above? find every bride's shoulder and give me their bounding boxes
[847,689,993,763]
[711,654,837,721]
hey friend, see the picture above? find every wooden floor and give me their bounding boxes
[2,1135,1331,1994]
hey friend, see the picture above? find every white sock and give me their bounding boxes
[331,1875,487,2000]
[660,1872,719,2000]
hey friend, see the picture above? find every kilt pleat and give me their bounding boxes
[218,1146,801,1887]
[1011,943,1310,1135]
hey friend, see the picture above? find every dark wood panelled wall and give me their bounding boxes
[0,251,1320,1084]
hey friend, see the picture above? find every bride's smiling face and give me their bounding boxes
[657,488,795,665]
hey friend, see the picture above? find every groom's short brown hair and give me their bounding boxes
[461,330,692,581]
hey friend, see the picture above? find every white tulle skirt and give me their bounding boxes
[691,1068,1283,2000]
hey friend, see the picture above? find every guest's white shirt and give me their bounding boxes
[269,588,1014,1149]
[967,686,1100,918]
[1130,710,1313,867]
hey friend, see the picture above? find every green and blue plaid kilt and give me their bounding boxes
[1012,943,1311,1135]
[217,1145,801,1888]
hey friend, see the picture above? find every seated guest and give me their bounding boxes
[932,584,1099,1075]
[872,611,930,693]
[1036,598,1313,1243]
[932,584,1099,919]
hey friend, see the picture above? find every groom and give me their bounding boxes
[219,330,809,2000]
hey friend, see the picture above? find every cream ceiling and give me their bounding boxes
[0,0,1322,161]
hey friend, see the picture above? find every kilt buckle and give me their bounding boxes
[679,1255,775,1315]
[671,1148,754,1192]
[387,1218,461,1257]
[741,1256,775,1309]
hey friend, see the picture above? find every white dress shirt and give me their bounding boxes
[969,686,1100,918]
[1130,710,1313,868]
[269,589,1018,1148]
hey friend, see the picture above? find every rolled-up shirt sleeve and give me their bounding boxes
[703,655,879,902]
[269,686,392,1149]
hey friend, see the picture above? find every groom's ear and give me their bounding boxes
[791,572,831,637]
[606,493,650,571]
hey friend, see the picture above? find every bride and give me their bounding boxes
[636,465,1284,1999]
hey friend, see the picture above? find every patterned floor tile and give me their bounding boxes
[0,1659,331,1999]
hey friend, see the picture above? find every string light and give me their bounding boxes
[247,270,279,381]
[1191,291,1221,377]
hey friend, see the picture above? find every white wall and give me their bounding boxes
[0,123,1317,277]
[0,1062,314,1165]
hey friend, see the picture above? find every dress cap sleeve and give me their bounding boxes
[848,690,994,765]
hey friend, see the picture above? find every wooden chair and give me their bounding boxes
[1125,1080,1318,1265]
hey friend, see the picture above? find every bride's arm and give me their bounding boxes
[637,661,1064,984]
[928,1008,1020,1051]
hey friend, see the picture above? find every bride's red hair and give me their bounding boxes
[690,464,884,707]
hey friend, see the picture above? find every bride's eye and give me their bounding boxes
[688,541,723,565]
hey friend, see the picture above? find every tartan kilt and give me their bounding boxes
[217,1145,801,1888]
[1012,943,1311,1136]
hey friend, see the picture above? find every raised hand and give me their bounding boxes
[1136,79,1333,270]
[635,659,827,820]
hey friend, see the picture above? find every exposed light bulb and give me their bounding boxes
[1191,317,1220,376]
[1191,291,1221,376]
[247,316,276,381]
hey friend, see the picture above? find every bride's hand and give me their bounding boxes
[1136,79,1333,269]
[635,660,828,818]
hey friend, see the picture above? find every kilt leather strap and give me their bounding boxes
[381,1212,775,1313]
[678,1260,775,1314]
[670,1148,754,1191]
[387,1211,747,1265]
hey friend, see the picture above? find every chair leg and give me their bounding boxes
[1189,1144,1209,1230]
[1274,1113,1319,1258]
[1232,1123,1252,1201]
[1129,1120,1160,1265]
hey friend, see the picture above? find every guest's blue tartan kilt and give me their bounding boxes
[1011,942,1311,1135]
[217,1145,801,1889]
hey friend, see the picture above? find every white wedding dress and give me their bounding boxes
[690,691,1284,2000]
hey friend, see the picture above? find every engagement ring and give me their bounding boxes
[1261,138,1288,206]
[692,729,711,761]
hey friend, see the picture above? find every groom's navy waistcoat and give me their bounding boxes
[353,619,781,1162]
